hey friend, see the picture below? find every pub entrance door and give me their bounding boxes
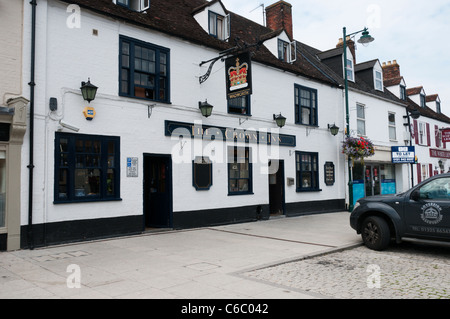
[268,160,285,216]
[143,154,173,229]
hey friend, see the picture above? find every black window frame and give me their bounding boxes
[116,0,149,12]
[116,0,130,8]
[296,151,321,192]
[228,95,251,116]
[295,84,318,127]
[119,35,170,103]
[420,94,426,108]
[400,85,407,101]
[228,146,253,195]
[54,132,121,203]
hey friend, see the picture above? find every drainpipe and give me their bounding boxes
[27,0,37,250]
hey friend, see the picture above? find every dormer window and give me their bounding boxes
[277,39,296,63]
[436,101,441,114]
[346,58,354,81]
[420,93,426,108]
[115,0,149,12]
[375,70,383,91]
[400,85,407,101]
[208,11,230,40]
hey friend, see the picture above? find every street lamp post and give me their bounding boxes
[343,27,375,212]
[404,109,421,188]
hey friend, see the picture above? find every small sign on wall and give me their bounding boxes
[287,178,295,186]
[324,162,335,186]
[127,157,138,177]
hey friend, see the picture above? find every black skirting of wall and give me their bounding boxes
[286,199,346,217]
[173,204,270,229]
[20,215,143,249]
[0,233,7,251]
[15,199,344,249]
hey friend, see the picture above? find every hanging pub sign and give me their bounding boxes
[442,128,450,143]
[225,52,252,100]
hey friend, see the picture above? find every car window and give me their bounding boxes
[419,177,450,200]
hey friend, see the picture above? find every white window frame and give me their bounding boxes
[115,0,149,12]
[436,129,442,148]
[418,122,426,145]
[346,58,354,82]
[388,112,397,141]
[375,70,383,91]
[421,164,429,182]
[356,103,366,136]
[278,39,297,63]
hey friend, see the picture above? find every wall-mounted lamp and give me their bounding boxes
[273,113,286,128]
[199,100,213,118]
[80,78,98,103]
[328,124,340,136]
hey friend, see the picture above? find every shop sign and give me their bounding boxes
[442,128,450,143]
[225,52,252,100]
[165,120,296,147]
[429,148,450,159]
[391,146,415,164]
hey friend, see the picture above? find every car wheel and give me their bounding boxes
[361,216,390,251]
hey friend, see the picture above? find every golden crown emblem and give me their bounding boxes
[228,58,248,90]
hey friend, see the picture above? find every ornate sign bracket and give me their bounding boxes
[198,38,262,84]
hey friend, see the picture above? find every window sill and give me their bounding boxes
[296,189,322,193]
[228,112,252,117]
[54,198,123,204]
[118,93,171,105]
[294,123,319,128]
[228,192,254,196]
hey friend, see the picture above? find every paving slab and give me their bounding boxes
[0,212,361,299]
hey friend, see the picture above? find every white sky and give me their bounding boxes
[222,0,450,115]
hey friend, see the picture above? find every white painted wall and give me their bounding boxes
[0,0,24,103]
[20,0,346,225]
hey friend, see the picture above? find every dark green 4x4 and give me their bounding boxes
[350,174,450,251]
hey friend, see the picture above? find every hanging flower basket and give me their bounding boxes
[342,136,375,166]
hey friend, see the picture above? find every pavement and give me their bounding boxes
[0,211,362,299]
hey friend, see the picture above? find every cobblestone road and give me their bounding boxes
[243,241,450,299]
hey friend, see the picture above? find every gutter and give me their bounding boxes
[27,0,37,250]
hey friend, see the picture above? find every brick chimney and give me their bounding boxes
[382,60,401,81]
[265,1,293,40]
[336,37,356,65]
